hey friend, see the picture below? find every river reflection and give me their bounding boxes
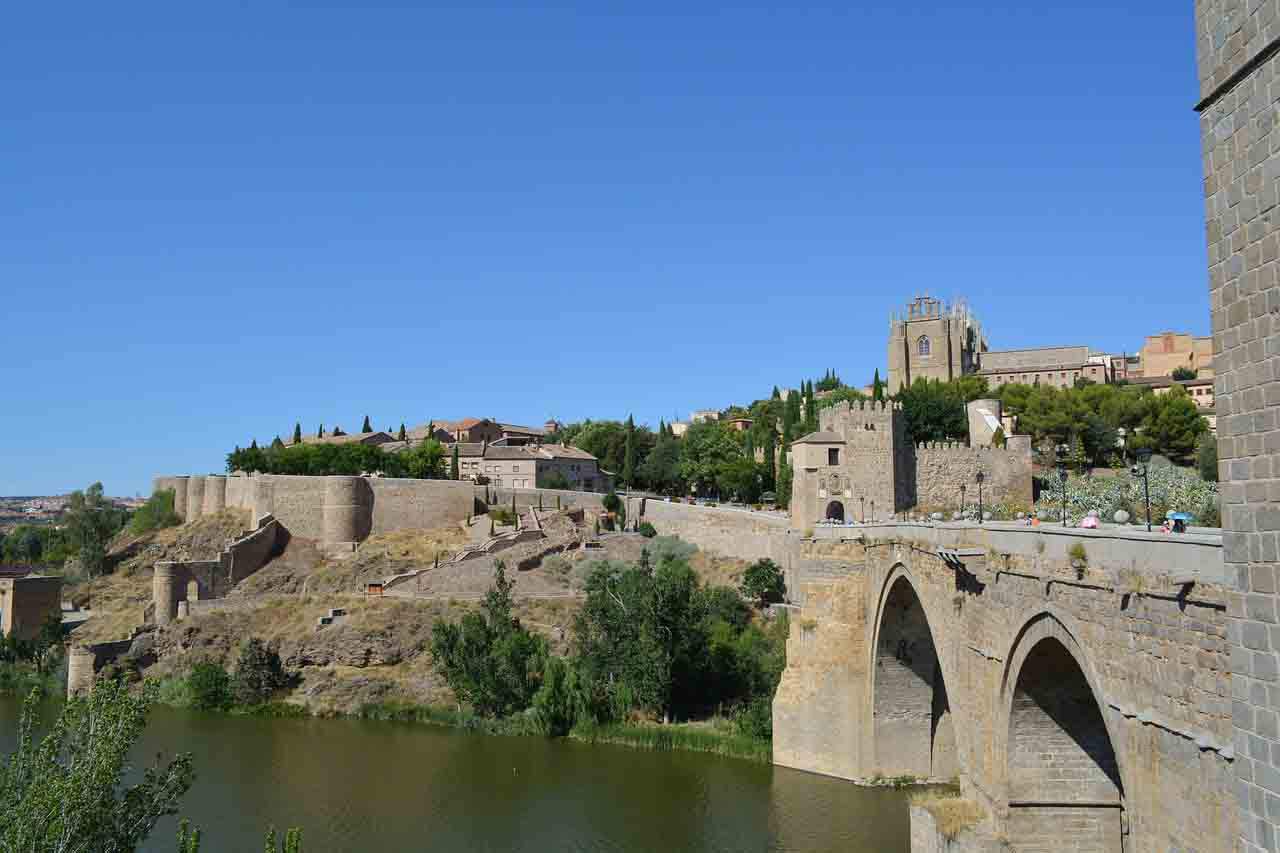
[0,699,912,852]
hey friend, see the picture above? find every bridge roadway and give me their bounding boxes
[771,521,1233,853]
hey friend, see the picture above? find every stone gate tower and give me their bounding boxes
[887,295,987,394]
[1194,3,1280,850]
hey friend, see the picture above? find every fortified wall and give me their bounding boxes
[790,401,1032,528]
[155,473,477,556]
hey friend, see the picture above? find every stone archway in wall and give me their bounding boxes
[1001,614,1125,853]
[825,501,845,522]
[870,573,957,780]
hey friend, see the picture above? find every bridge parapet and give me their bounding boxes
[802,520,1225,594]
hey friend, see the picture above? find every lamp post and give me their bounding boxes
[976,471,985,526]
[960,483,967,521]
[1055,443,1070,527]
[1135,448,1153,532]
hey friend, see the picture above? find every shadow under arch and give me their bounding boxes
[998,611,1127,850]
[867,565,960,780]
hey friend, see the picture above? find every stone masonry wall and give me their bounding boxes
[775,522,1235,852]
[1195,1,1280,849]
[912,438,1034,513]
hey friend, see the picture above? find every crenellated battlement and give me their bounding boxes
[792,399,1033,526]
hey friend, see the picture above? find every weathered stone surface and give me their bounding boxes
[1195,1,1280,849]
[774,523,1234,852]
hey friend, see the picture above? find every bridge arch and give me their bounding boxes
[999,612,1127,849]
[868,565,960,780]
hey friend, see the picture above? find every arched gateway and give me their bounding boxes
[825,501,845,522]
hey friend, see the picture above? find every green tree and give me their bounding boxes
[0,681,195,852]
[677,422,744,498]
[776,460,794,509]
[317,424,325,438]
[638,426,682,495]
[872,368,885,402]
[292,423,302,445]
[532,655,585,736]
[404,439,446,479]
[897,378,967,443]
[429,562,548,717]
[188,662,233,711]
[1198,434,1219,482]
[361,415,373,433]
[622,415,637,490]
[740,558,786,608]
[398,423,407,442]
[65,483,125,607]
[538,470,571,490]
[450,444,461,480]
[232,638,288,706]
[129,489,181,535]
[1171,366,1197,380]
[1140,387,1208,463]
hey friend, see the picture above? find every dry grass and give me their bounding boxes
[72,510,255,643]
[909,793,986,840]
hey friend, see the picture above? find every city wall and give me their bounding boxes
[155,474,477,555]
[911,437,1034,512]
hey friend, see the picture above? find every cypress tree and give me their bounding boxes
[622,415,636,489]
[873,369,885,402]
[271,436,284,449]
[772,386,781,400]
[318,424,325,438]
[250,439,259,450]
[362,415,372,433]
[292,423,302,445]
[762,428,777,492]
[398,423,407,442]
[450,444,460,480]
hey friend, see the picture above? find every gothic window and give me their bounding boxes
[918,336,931,357]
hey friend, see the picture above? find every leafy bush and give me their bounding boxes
[740,558,786,608]
[637,521,657,538]
[188,662,233,711]
[539,470,572,490]
[532,656,584,736]
[646,535,696,565]
[488,507,517,526]
[734,695,773,739]
[0,681,194,851]
[232,638,289,706]
[129,489,182,535]
[1035,465,1218,526]
[430,563,548,717]
[1198,435,1219,483]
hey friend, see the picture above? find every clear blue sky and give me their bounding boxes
[2,1,1207,497]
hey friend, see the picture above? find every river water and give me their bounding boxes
[0,699,914,852]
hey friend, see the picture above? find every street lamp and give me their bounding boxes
[960,483,967,520]
[860,496,866,524]
[976,471,985,525]
[1133,448,1153,532]
[1055,443,1070,527]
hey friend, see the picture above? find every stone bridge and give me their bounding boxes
[772,521,1235,853]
